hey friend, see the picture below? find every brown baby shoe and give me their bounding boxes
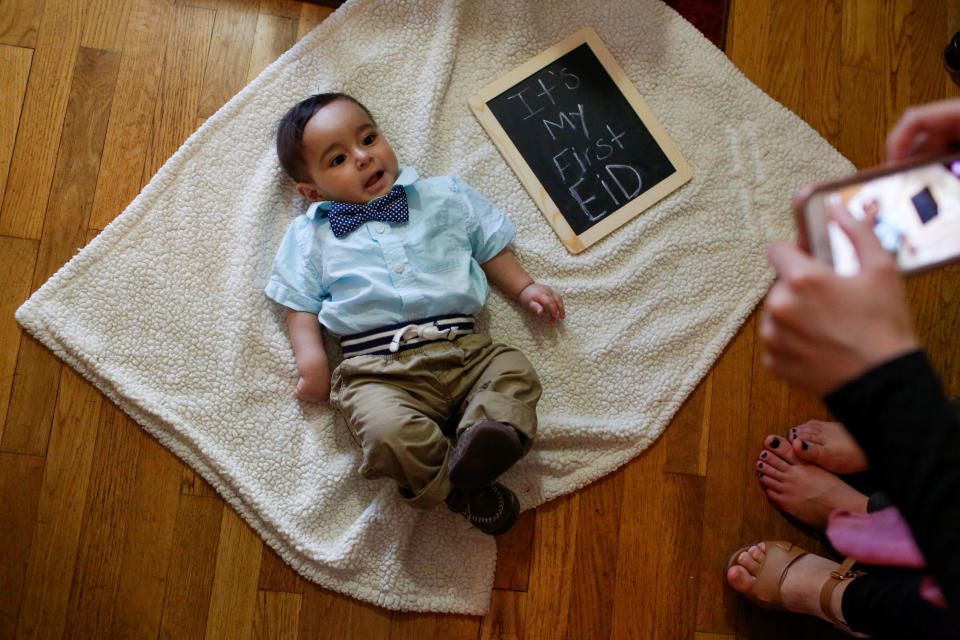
[448,420,523,489]
[445,482,520,535]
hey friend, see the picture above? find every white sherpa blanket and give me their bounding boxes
[16,0,853,615]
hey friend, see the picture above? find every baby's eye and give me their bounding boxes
[362,133,377,145]
[331,154,346,166]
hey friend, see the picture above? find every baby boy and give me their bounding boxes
[266,93,564,534]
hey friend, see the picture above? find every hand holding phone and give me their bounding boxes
[763,207,918,395]
[796,152,960,275]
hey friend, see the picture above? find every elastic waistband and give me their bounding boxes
[340,314,475,358]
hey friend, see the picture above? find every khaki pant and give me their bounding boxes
[329,333,540,508]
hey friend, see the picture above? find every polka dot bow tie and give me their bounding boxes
[327,185,409,238]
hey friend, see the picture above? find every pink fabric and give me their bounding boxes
[827,506,946,608]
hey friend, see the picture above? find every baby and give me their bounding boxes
[266,93,564,534]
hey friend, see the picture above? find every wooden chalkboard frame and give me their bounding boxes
[470,27,692,253]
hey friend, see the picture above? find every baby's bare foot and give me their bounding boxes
[757,435,868,529]
[726,542,853,624]
[790,420,869,474]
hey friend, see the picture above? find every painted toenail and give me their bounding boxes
[757,462,764,468]
[771,437,780,448]
[761,451,767,458]
[791,433,798,439]
[802,441,809,450]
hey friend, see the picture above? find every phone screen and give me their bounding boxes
[804,157,960,275]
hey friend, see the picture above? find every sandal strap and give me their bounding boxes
[819,557,864,633]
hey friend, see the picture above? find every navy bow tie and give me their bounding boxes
[328,185,409,238]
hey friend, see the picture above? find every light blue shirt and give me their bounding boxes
[265,168,515,336]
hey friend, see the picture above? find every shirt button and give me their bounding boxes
[375,224,385,233]
[393,263,404,273]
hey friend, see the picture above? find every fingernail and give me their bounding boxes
[791,427,797,433]
[802,441,809,451]
[758,473,764,478]
[757,462,764,468]
[770,437,780,448]
[791,433,798,439]
[761,451,767,458]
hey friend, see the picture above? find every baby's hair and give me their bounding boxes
[275,92,375,183]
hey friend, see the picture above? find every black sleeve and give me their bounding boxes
[826,350,960,609]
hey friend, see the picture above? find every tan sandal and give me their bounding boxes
[726,540,869,638]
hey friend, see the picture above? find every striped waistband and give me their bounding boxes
[340,314,475,358]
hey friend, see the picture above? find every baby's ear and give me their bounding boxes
[296,183,323,202]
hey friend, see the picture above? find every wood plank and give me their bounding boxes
[838,64,884,169]
[259,0,302,20]
[802,0,842,146]
[387,611,479,640]
[0,0,85,239]
[295,3,333,42]
[478,589,525,640]
[0,0,43,48]
[840,0,883,70]
[492,508,535,591]
[3,45,120,457]
[0,452,45,639]
[143,3,215,183]
[519,492,579,640]
[695,318,756,635]
[297,585,391,640]
[664,373,710,476]
[197,0,259,119]
[13,368,102,640]
[0,236,37,440]
[566,471,624,640]
[61,403,143,640]
[609,441,666,640]
[652,473,706,640]
[251,591,301,640]
[107,435,185,640]
[204,509,264,640]
[257,546,304,594]
[89,0,175,230]
[723,0,771,85]
[182,466,219,498]
[247,12,298,83]
[81,0,132,51]
[0,45,33,212]
[156,494,224,640]
[907,0,949,107]
[758,0,805,113]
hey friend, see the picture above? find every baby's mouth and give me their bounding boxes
[365,170,384,189]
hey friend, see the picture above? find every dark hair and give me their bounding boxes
[275,93,375,183]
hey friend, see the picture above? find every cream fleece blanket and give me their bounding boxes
[16,0,853,614]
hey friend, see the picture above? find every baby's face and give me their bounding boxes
[296,99,399,204]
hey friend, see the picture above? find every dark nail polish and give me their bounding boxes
[761,451,768,458]
[758,473,764,478]
[791,433,798,439]
[771,437,780,448]
[758,462,764,468]
[802,441,809,451]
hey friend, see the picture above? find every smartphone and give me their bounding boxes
[796,152,960,275]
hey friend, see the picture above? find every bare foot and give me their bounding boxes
[790,420,869,474]
[757,435,869,529]
[726,542,854,625]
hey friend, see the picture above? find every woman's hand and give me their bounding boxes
[761,205,918,396]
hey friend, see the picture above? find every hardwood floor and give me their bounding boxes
[1,1,958,638]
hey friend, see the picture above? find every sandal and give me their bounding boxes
[725,540,869,638]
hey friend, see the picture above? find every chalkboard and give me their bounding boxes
[470,27,692,253]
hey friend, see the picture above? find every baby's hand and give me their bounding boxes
[295,372,331,403]
[519,283,565,323]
